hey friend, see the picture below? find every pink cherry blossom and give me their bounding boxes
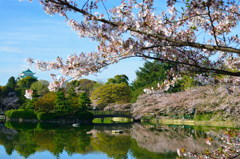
[22,0,240,91]
[24,89,33,99]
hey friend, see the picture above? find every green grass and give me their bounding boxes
[92,117,131,124]
[194,114,213,121]
[92,117,113,123]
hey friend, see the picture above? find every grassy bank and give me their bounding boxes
[92,117,131,124]
[148,118,240,128]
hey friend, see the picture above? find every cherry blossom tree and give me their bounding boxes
[24,0,240,91]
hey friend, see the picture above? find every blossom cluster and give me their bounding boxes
[24,89,33,99]
[23,0,240,91]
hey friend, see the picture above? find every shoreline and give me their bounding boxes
[145,118,240,128]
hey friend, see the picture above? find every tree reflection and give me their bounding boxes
[91,133,130,159]
[0,122,238,159]
[15,130,38,158]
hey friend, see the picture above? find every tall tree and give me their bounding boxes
[132,61,171,89]
[131,61,171,102]
[6,76,17,92]
[54,91,71,112]
[25,0,240,90]
[78,92,91,111]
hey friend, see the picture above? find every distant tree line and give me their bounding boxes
[1,60,218,115]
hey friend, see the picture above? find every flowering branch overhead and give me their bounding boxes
[24,0,240,90]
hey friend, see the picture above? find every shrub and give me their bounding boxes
[5,109,15,118]
[5,109,37,120]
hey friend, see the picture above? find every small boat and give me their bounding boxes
[112,130,124,134]
[72,123,80,127]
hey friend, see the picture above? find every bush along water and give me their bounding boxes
[5,109,94,123]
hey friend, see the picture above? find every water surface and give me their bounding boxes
[0,122,234,159]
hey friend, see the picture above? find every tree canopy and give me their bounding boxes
[78,92,91,111]
[90,83,131,108]
[24,0,240,91]
[6,77,17,92]
[132,61,171,89]
[30,80,49,97]
[106,74,129,85]
[17,77,37,90]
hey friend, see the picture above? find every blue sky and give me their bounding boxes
[0,0,145,85]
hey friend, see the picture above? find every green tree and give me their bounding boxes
[106,74,129,85]
[14,130,38,158]
[22,99,36,110]
[30,80,49,97]
[17,76,37,89]
[35,92,56,112]
[132,61,171,89]
[131,61,171,102]
[54,91,71,112]
[78,92,91,111]
[6,76,17,92]
[167,75,196,93]
[90,83,131,108]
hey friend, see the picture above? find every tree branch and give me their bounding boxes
[51,0,240,54]
[138,54,240,77]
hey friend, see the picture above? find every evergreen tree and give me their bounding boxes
[132,61,171,89]
[78,92,91,111]
[54,91,71,112]
[130,61,171,102]
[6,76,17,92]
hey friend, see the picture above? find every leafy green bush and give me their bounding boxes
[5,109,37,120]
[5,109,15,118]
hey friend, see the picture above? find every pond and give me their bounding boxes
[0,122,239,159]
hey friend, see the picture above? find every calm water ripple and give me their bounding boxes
[0,122,237,159]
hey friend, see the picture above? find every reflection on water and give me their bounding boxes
[0,122,235,159]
